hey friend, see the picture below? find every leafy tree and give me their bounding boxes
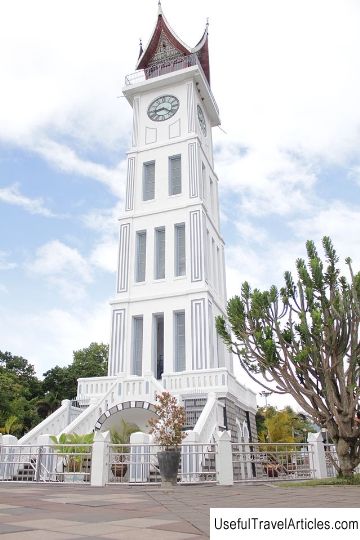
[0,415,23,436]
[0,352,41,433]
[256,406,315,444]
[42,342,109,403]
[217,237,360,477]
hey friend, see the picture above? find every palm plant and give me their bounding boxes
[50,432,94,472]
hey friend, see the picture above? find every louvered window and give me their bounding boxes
[132,316,143,375]
[143,161,155,201]
[174,311,185,371]
[155,227,165,279]
[135,231,146,282]
[174,223,186,276]
[169,155,181,195]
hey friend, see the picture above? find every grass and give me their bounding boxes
[281,474,360,487]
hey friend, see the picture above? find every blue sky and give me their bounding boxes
[1,1,360,409]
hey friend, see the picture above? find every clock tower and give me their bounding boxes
[18,2,257,454]
[74,3,257,442]
[108,4,230,381]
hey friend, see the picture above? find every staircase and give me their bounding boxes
[11,459,36,481]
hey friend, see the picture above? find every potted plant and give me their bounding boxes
[148,391,187,486]
[50,432,94,482]
[110,420,139,478]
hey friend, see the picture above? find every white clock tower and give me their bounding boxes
[20,3,257,447]
[108,6,231,384]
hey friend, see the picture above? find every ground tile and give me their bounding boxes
[0,531,83,540]
[15,518,86,530]
[148,520,203,535]
[53,523,133,536]
[102,528,204,540]
[107,517,179,528]
[0,524,35,534]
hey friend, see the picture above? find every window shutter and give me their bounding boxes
[175,223,186,276]
[155,227,165,279]
[143,161,155,201]
[132,317,143,375]
[169,155,181,195]
[175,311,185,371]
[136,231,146,282]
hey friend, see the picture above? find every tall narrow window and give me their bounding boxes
[135,231,146,282]
[216,246,221,293]
[169,155,181,195]
[154,227,165,279]
[201,162,206,200]
[153,314,164,380]
[212,238,217,288]
[174,311,185,371]
[210,178,214,215]
[143,161,155,201]
[174,223,186,276]
[132,316,143,376]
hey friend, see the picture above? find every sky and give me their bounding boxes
[1,0,360,409]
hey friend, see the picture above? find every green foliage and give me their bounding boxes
[110,420,139,458]
[0,352,41,434]
[256,406,315,444]
[50,432,94,471]
[282,474,360,487]
[0,415,23,435]
[42,342,109,403]
[0,342,108,437]
[216,237,360,476]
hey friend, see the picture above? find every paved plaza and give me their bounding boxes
[0,483,359,539]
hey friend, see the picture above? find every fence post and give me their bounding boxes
[37,434,55,481]
[182,430,199,482]
[2,435,18,480]
[129,432,152,482]
[91,430,110,487]
[308,432,328,479]
[214,430,233,485]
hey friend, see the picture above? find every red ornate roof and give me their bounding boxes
[136,5,210,84]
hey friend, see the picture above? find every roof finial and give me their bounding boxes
[138,39,143,59]
[158,0,163,15]
[206,17,209,28]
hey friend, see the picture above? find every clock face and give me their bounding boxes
[147,95,180,122]
[197,105,207,136]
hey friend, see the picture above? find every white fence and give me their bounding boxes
[232,442,314,482]
[108,442,216,484]
[0,433,350,486]
[0,444,92,483]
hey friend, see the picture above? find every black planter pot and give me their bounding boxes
[157,449,181,486]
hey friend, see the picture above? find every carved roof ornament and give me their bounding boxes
[136,3,210,84]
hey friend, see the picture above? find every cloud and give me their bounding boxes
[0,303,110,376]
[0,250,17,270]
[0,183,55,217]
[291,202,360,269]
[27,240,93,300]
[35,139,126,199]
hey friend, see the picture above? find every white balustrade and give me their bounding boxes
[19,400,82,446]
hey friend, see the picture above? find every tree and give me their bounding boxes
[256,406,315,444]
[217,237,360,477]
[0,352,42,434]
[42,342,109,403]
[0,415,23,436]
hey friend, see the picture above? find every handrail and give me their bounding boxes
[124,53,219,116]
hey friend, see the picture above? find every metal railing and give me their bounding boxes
[0,444,92,483]
[124,53,219,116]
[108,443,217,484]
[232,442,315,482]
